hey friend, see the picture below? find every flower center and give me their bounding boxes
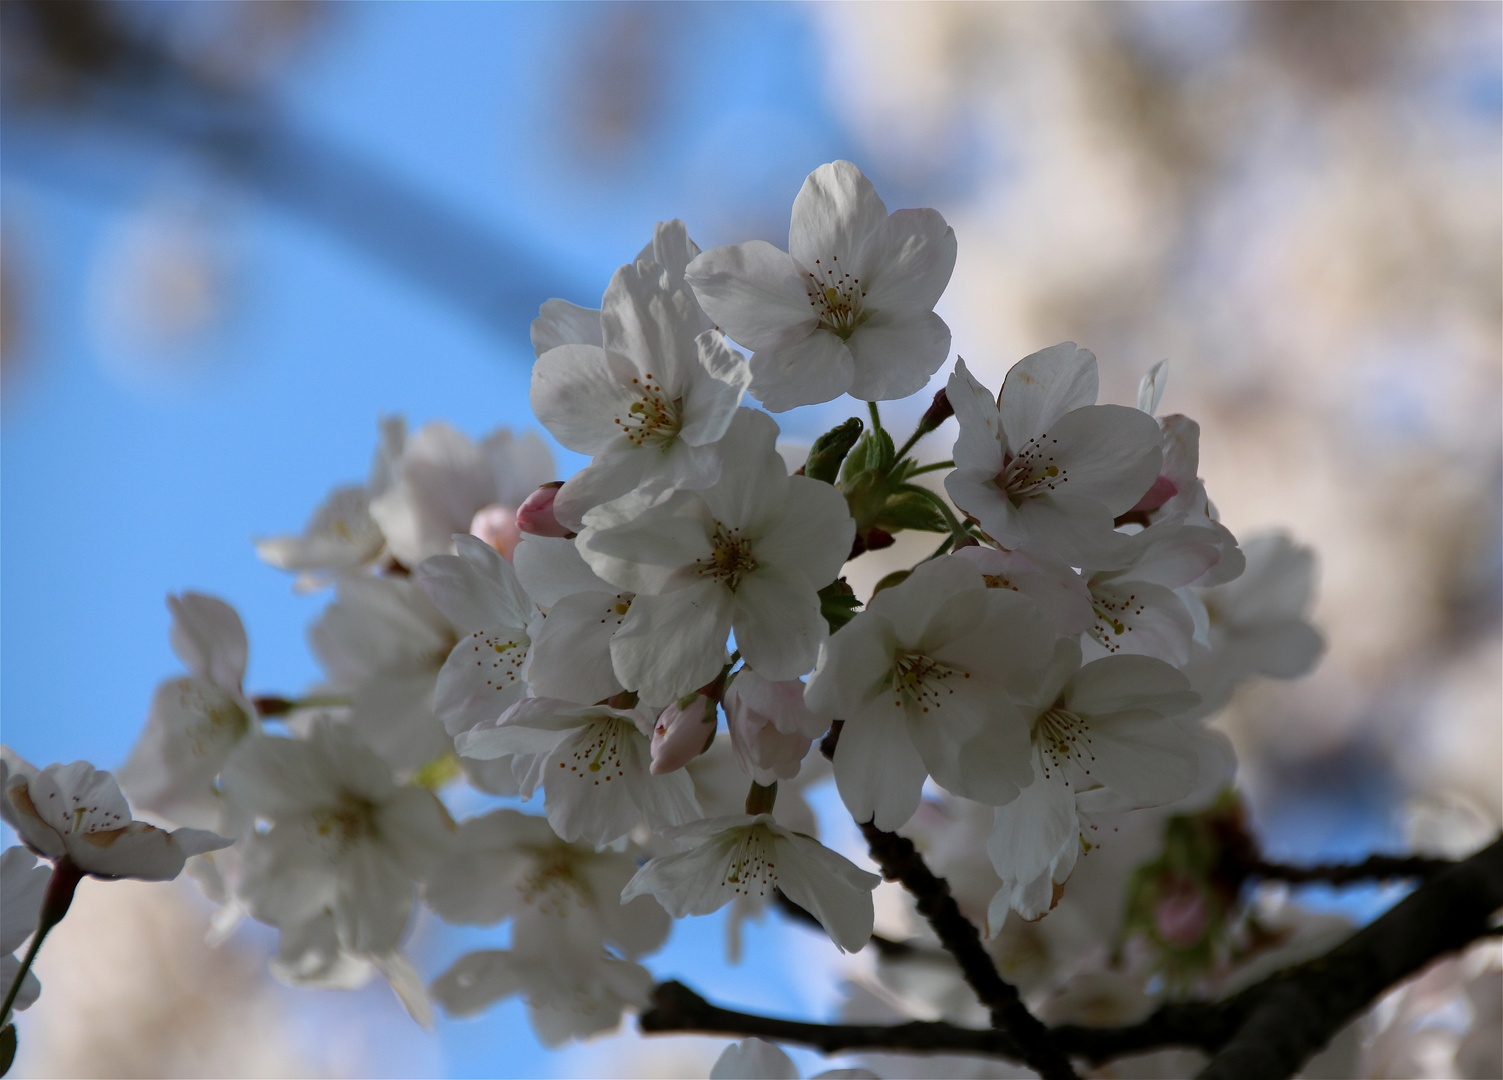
[1033,707,1096,781]
[888,651,969,715]
[804,255,866,339]
[311,792,380,850]
[560,717,631,785]
[696,526,757,591]
[994,434,1067,504]
[1087,592,1145,654]
[471,630,530,695]
[519,845,589,916]
[614,373,682,448]
[721,826,777,898]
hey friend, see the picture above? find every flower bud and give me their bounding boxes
[469,504,522,559]
[515,482,575,539]
[1128,474,1178,514]
[724,671,829,785]
[649,695,714,775]
[1153,880,1210,948]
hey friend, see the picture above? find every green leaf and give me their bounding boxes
[804,418,864,484]
[817,579,862,633]
[874,491,948,533]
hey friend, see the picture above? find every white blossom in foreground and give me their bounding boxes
[531,259,750,531]
[221,719,453,954]
[578,408,854,701]
[255,416,405,590]
[455,697,700,847]
[687,160,956,410]
[415,534,539,738]
[987,643,1200,922]
[0,750,230,880]
[1,846,49,1012]
[309,575,459,772]
[945,348,1163,568]
[622,814,880,953]
[368,420,554,565]
[806,556,1055,831]
[118,592,258,831]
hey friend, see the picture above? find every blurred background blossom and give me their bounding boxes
[1,2,1497,1077]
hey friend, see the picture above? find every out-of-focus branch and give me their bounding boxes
[641,838,1503,1080]
[1245,852,1455,886]
[1,0,582,345]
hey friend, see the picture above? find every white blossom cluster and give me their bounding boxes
[3,161,1330,1055]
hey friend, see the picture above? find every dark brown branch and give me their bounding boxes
[858,821,1078,1080]
[640,836,1503,1078]
[1245,852,1454,886]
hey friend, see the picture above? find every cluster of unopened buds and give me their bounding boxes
[2,162,1329,1070]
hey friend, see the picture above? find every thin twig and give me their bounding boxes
[1244,853,1453,886]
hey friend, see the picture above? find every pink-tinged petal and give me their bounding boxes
[679,330,751,446]
[788,160,890,273]
[434,630,531,737]
[772,831,879,953]
[1083,582,1196,666]
[1039,404,1164,515]
[599,260,701,391]
[610,585,732,703]
[861,207,958,313]
[686,241,818,349]
[988,757,1076,886]
[948,358,1008,471]
[999,343,1100,439]
[747,329,855,413]
[529,344,639,456]
[551,449,655,533]
[752,475,855,590]
[527,591,628,705]
[168,592,247,690]
[650,696,714,775]
[481,428,556,510]
[415,534,532,634]
[1064,655,1197,718]
[530,298,601,358]
[1084,715,1199,809]
[832,708,927,831]
[732,567,824,682]
[516,485,573,540]
[469,503,522,558]
[845,309,952,402]
[1129,475,1178,514]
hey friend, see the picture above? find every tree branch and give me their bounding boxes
[1245,852,1454,886]
[639,836,1503,1079]
[858,821,1078,1080]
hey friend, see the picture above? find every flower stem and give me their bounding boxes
[906,460,955,476]
[866,400,883,433]
[1,858,82,1027]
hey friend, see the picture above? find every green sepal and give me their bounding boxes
[818,579,861,633]
[839,427,896,487]
[804,418,864,484]
[874,490,948,533]
[870,570,911,597]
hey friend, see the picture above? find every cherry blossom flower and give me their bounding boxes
[0,751,230,881]
[221,719,454,954]
[687,160,957,410]
[414,534,540,738]
[724,670,831,785]
[806,555,1056,831]
[622,814,880,953]
[531,259,750,531]
[512,536,634,706]
[945,348,1163,568]
[368,420,554,566]
[987,643,1201,921]
[255,416,405,591]
[118,592,258,831]
[577,408,854,702]
[455,697,700,847]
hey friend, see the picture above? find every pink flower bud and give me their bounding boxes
[469,504,522,560]
[724,671,829,784]
[1128,474,1178,514]
[1154,882,1209,948]
[516,482,574,539]
[649,695,713,775]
